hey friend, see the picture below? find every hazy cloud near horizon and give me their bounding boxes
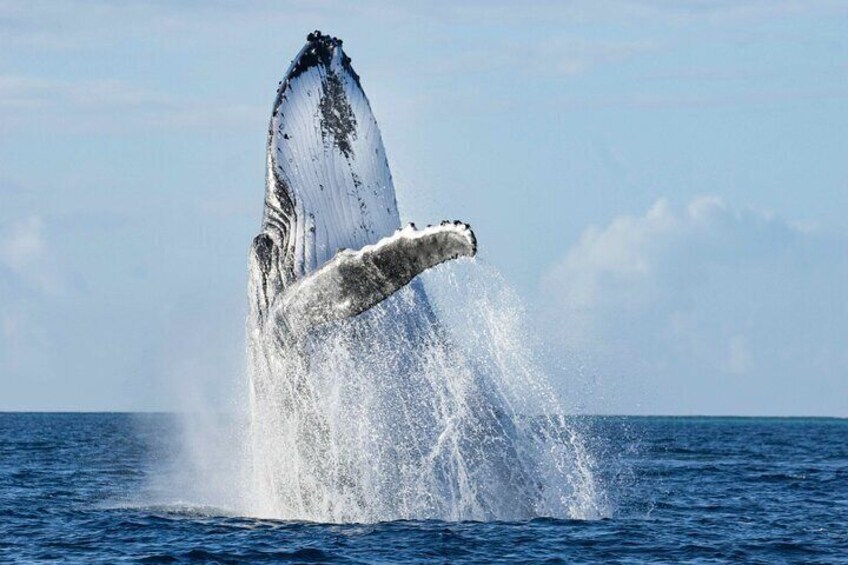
[541,197,847,416]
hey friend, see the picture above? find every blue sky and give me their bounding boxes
[1,1,846,414]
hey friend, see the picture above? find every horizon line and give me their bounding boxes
[0,410,844,420]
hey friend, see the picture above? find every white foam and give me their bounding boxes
[243,261,610,522]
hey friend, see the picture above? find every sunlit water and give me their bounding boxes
[2,414,846,562]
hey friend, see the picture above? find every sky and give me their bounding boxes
[1,1,846,415]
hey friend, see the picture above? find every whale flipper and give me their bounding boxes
[276,222,476,331]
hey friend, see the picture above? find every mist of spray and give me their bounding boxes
[240,259,610,522]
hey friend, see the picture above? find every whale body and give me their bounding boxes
[245,32,541,522]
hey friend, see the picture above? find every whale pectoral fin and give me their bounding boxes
[278,222,476,330]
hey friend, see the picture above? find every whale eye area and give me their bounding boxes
[252,233,274,274]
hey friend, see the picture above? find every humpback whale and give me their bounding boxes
[245,32,545,522]
[248,31,475,339]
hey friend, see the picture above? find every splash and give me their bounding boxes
[243,259,609,523]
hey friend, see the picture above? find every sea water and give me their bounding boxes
[1,414,846,562]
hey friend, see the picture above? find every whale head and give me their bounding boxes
[261,31,402,284]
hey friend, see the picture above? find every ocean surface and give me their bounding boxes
[1,413,846,563]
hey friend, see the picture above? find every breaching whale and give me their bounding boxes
[245,32,545,522]
[248,31,475,339]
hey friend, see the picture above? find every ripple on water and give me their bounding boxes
[1,414,847,563]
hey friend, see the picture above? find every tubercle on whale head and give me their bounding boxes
[307,30,340,45]
[283,30,360,87]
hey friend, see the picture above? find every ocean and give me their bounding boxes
[1,413,846,563]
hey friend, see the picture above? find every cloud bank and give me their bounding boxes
[542,197,847,416]
[0,190,246,411]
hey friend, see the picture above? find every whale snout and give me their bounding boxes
[264,32,401,278]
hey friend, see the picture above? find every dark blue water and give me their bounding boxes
[1,414,846,563]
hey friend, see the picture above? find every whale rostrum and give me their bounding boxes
[249,31,476,335]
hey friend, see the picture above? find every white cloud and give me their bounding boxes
[541,197,848,416]
[423,38,661,79]
[727,334,752,375]
[0,215,63,295]
[0,215,65,404]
